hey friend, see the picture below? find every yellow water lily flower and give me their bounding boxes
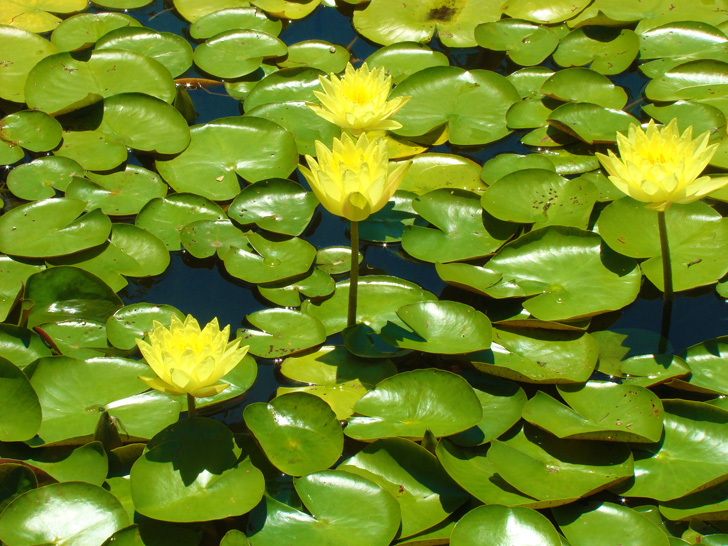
[309,62,410,135]
[136,315,249,398]
[299,133,411,222]
[595,119,722,211]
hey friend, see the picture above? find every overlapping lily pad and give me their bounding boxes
[189,7,282,40]
[0,357,41,442]
[50,12,143,51]
[194,30,287,78]
[554,27,639,74]
[365,42,449,84]
[6,156,81,199]
[540,68,628,109]
[672,338,728,394]
[0,25,59,103]
[238,308,326,357]
[451,505,562,546]
[475,19,559,66]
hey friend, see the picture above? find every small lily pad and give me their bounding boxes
[258,268,335,307]
[399,153,485,194]
[237,308,326,358]
[540,67,628,110]
[50,12,143,51]
[180,219,250,259]
[105,303,185,351]
[223,232,316,284]
[554,27,639,74]
[475,19,559,66]
[7,156,84,199]
[1,110,62,152]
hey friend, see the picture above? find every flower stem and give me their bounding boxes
[187,393,196,419]
[348,220,359,327]
[657,210,673,353]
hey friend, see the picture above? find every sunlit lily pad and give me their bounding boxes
[345,369,482,440]
[66,165,168,216]
[250,0,321,19]
[24,355,180,445]
[554,501,670,546]
[339,437,469,538]
[475,19,559,66]
[36,319,109,359]
[238,308,326,357]
[548,103,640,144]
[0,357,41,442]
[488,423,634,502]
[301,275,437,336]
[503,0,590,23]
[190,7,282,40]
[55,130,127,171]
[180,219,249,259]
[554,27,639,74]
[258,268,335,307]
[399,153,485,194]
[597,198,728,292]
[620,354,691,388]
[507,66,555,99]
[1,110,62,152]
[25,50,176,115]
[315,246,361,275]
[401,189,517,263]
[228,178,319,236]
[540,68,628,109]
[522,381,664,442]
[0,198,111,258]
[506,98,553,129]
[659,480,728,521]
[156,116,298,201]
[106,303,185,350]
[244,391,343,476]
[0,482,129,546]
[671,338,728,394]
[450,505,562,546]
[223,232,316,284]
[130,417,265,521]
[480,152,556,184]
[7,155,84,199]
[537,144,600,174]
[247,470,400,546]
[0,441,108,486]
[0,256,45,322]
[365,42,449,84]
[613,399,728,502]
[0,325,52,369]
[194,29,286,79]
[244,67,322,109]
[173,0,250,22]
[483,226,640,321]
[645,60,728,112]
[50,12,143,51]
[390,66,521,145]
[643,100,727,141]
[278,40,349,73]
[482,168,598,228]
[0,25,59,103]
[462,324,599,383]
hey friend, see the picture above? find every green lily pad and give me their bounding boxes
[0,482,129,546]
[672,338,728,394]
[548,102,640,144]
[237,308,326,357]
[522,381,664,442]
[228,178,319,236]
[0,25,59,103]
[135,193,225,250]
[339,437,469,538]
[488,423,634,502]
[222,232,316,284]
[315,246,361,275]
[106,303,185,351]
[537,144,601,174]
[0,357,41,442]
[483,226,641,321]
[620,354,691,387]
[194,30,287,78]
[506,98,554,129]
[482,168,598,228]
[503,0,590,23]
[25,50,176,115]
[1,110,62,152]
[639,21,728,60]
[508,66,555,99]
[345,369,482,440]
[66,165,168,216]
[0,464,36,512]
[399,153,485,194]
[643,100,727,141]
[301,275,437,336]
[25,355,180,445]
[95,27,193,78]
[615,399,728,501]
[258,268,335,307]
[247,470,400,546]
[451,505,562,546]
[244,391,343,476]
[380,301,492,354]
[0,143,25,167]
[55,130,127,171]
[365,42,449,85]
[244,67,322,109]
[554,27,639,75]
[0,441,108,486]
[659,480,728,521]
[35,319,109,359]
[480,152,556,184]
[462,325,599,383]
[401,189,518,263]
[554,501,670,546]
[7,155,84,199]
[0,198,111,259]
[540,68,628,110]
[249,0,321,20]
[278,40,348,73]
[475,19,559,66]
[180,219,250,259]
[190,7,282,39]
[356,190,425,244]
[130,417,265,521]
[50,12,143,51]
[645,60,728,108]
[390,66,521,145]
[0,325,52,369]
[0,256,45,323]
[352,0,503,47]
[156,116,298,201]
[597,198,728,292]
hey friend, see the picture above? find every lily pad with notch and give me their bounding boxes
[193,29,287,79]
[105,303,185,351]
[258,268,335,307]
[0,110,62,153]
[237,308,326,358]
[547,102,640,144]
[669,337,728,395]
[475,19,559,66]
[180,219,250,259]
[540,67,628,109]
[553,27,639,75]
[365,42,449,85]
[189,7,283,40]
[50,12,143,51]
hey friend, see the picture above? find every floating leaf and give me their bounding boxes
[190,7,282,40]
[0,357,41,442]
[237,308,326,357]
[7,156,84,199]
[540,68,628,110]
[106,303,185,351]
[194,30,287,78]
[475,19,559,66]
[399,153,485,194]
[365,42,449,85]
[554,27,639,75]
[450,505,562,546]
[548,103,640,144]
[0,25,59,103]
[223,232,316,284]
[50,12,143,51]
[1,110,62,152]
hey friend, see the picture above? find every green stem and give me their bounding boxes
[657,210,673,354]
[187,393,196,419]
[347,220,359,327]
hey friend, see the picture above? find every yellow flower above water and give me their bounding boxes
[136,315,249,398]
[299,133,410,222]
[309,62,410,135]
[596,119,722,211]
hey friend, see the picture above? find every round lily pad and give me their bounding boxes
[399,153,485,194]
[258,268,335,307]
[190,7,283,40]
[0,256,45,323]
[194,29,287,79]
[365,42,449,85]
[156,116,298,201]
[390,66,521,145]
[36,319,109,359]
[50,12,143,51]
[278,40,349,73]
[0,357,41,442]
[105,303,185,351]
[554,27,639,74]
[0,198,111,259]
[674,337,728,394]
[620,354,690,388]
[315,246,361,276]
[1,0,87,33]
[237,308,326,358]
[0,325,52,369]
[7,155,84,199]
[475,19,559,66]
[180,219,250,259]
[480,152,556,184]
[503,0,590,23]
[301,275,437,336]
[345,369,483,440]
[540,67,628,109]
[244,67,323,110]
[130,417,265,522]
[339,437,469,538]
[55,130,127,171]
[1,110,62,152]
[0,482,129,546]
[247,470,401,546]
[222,232,316,284]
[547,102,640,144]
[450,505,562,546]
[0,23,59,103]
[244,391,343,476]
[483,226,641,321]
[228,178,319,236]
